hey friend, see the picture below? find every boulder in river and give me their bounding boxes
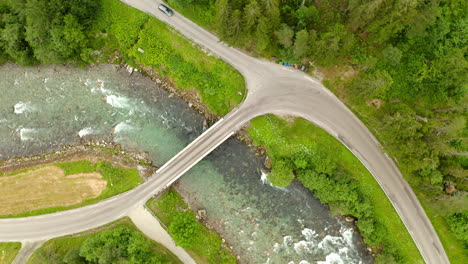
[197,209,207,220]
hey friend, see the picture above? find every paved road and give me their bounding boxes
[0,1,448,264]
[11,240,45,264]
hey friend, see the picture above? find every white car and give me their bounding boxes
[158,4,173,17]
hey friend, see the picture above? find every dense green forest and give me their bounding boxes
[163,0,467,261]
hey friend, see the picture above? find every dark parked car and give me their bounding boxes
[158,4,173,16]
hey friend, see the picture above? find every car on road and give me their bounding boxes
[158,4,173,16]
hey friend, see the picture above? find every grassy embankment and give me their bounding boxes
[0,243,21,264]
[162,0,216,31]
[27,218,181,264]
[0,160,141,218]
[90,0,245,116]
[248,116,423,263]
[146,189,236,264]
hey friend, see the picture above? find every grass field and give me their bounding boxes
[248,115,423,263]
[162,0,216,31]
[92,0,245,116]
[0,160,141,218]
[146,189,236,264]
[0,243,21,264]
[27,218,181,264]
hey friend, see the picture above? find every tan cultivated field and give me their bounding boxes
[0,166,107,215]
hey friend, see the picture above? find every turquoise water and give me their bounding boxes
[0,64,202,162]
[0,64,371,264]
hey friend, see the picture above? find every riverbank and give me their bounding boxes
[147,189,237,264]
[248,116,422,263]
[0,141,153,177]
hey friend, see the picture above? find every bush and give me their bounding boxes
[268,159,295,187]
[168,212,199,248]
[446,211,468,244]
[80,226,169,264]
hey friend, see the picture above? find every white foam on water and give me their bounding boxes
[318,234,345,257]
[294,240,313,255]
[19,128,36,141]
[302,228,318,241]
[106,94,132,109]
[113,121,134,134]
[341,228,354,246]
[293,228,319,255]
[14,79,19,86]
[299,261,310,264]
[87,78,147,116]
[268,225,363,264]
[83,78,92,87]
[261,171,269,184]
[78,127,95,138]
[14,101,35,114]
[273,243,280,253]
[316,253,344,264]
[160,114,170,128]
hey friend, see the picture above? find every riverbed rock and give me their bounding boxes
[197,209,207,220]
[264,156,272,169]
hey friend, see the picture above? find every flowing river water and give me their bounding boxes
[0,63,372,264]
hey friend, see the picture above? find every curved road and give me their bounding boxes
[0,1,448,263]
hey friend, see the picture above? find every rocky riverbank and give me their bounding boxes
[0,139,155,181]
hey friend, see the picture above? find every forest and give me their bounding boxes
[163,0,467,261]
[0,0,466,263]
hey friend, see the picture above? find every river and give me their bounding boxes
[0,63,372,264]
